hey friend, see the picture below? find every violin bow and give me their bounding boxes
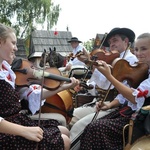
[91,83,112,121]
[99,32,108,49]
[91,40,132,122]
[87,33,110,121]
[35,50,48,150]
[71,35,132,149]
[82,41,104,81]
[82,33,108,83]
[122,42,131,58]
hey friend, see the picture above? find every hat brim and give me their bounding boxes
[103,28,135,47]
[68,40,82,43]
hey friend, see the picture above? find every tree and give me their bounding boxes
[47,3,61,30]
[83,38,95,52]
[0,0,61,38]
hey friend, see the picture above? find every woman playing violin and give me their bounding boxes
[80,33,150,150]
[70,27,138,142]
[0,23,79,150]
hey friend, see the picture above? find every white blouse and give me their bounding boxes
[0,60,44,115]
[117,72,150,111]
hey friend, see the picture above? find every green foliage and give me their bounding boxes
[0,0,61,38]
[47,3,61,30]
[0,0,14,25]
[83,38,95,52]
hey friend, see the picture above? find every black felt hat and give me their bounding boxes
[103,28,135,47]
[68,37,82,43]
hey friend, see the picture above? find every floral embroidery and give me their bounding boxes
[27,85,41,97]
[2,64,12,81]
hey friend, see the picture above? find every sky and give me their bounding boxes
[50,0,150,43]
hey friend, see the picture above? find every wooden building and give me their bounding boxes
[92,33,109,52]
[27,30,73,67]
[92,34,106,50]
[16,39,27,59]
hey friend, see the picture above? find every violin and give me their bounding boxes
[67,51,85,61]
[69,49,120,65]
[67,52,74,61]
[112,59,149,88]
[13,59,93,90]
[90,49,120,64]
[84,59,149,88]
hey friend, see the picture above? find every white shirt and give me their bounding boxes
[66,44,87,67]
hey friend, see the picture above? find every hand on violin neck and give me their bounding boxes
[59,77,80,91]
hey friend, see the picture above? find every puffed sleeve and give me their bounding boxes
[19,84,45,115]
[128,77,150,111]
